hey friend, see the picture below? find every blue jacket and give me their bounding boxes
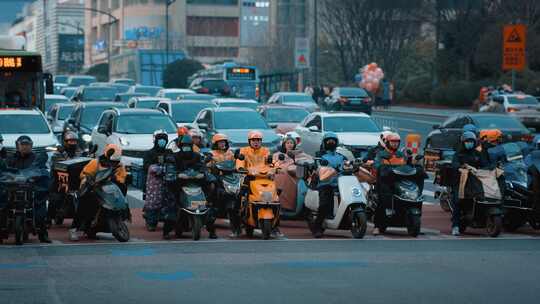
[318,150,345,187]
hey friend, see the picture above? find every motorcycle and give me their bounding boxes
[366,163,424,237]
[212,159,246,235]
[434,160,454,213]
[78,167,131,242]
[455,165,503,237]
[303,159,369,239]
[499,143,540,231]
[0,168,50,245]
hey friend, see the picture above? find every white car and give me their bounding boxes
[156,88,196,100]
[46,102,76,135]
[0,108,59,159]
[157,100,217,127]
[295,112,381,158]
[90,108,178,166]
[487,94,540,129]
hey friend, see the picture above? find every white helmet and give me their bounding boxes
[379,131,393,147]
[284,131,301,145]
[153,129,167,139]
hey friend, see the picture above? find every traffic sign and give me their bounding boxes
[503,24,526,71]
[295,37,310,69]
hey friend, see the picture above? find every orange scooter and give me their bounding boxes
[240,156,284,240]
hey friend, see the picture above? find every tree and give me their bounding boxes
[85,63,109,82]
[162,58,204,88]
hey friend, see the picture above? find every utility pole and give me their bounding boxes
[313,0,318,86]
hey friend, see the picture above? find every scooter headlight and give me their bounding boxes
[224,181,240,195]
[261,191,273,203]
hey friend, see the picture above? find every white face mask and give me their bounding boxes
[0,143,3,150]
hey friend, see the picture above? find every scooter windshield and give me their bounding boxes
[502,143,523,162]
[95,182,127,211]
[392,165,417,176]
[216,160,236,172]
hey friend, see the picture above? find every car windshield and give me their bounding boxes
[54,76,69,84]
[114,79,135,86]
[83,87,117,101]
[215,111,269,129]
[0,114,50,134]
[111,84,130,93]
[117,94,147,102]
[58,105,74,120]
[339,88,368,97]
[507,96,538,105]
[137,100,160,109]
[219,102,258,110]
[266,108,309,123]
[282,94,314,103]
[62,88,77,99]
[164,92,194,100]
[323,116,380,132]
[473,116,528,131]
[69,77,95,86]
[116,114,177,134]
[45,98,67,111]
[134,86,161,96]
[171,103,216,123]
[81,105,122,128]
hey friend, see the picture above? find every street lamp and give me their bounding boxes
[166,0,177,66]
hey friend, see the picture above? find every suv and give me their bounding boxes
[71,85,118,102]
[128,85,162,97]
[189,78,231,96]
[267,92,319,112]
[487,94,540,129]
[66,75,96,88]
[114,92,149,103]
[323,87,372,114]
[64,102,126,149]
[90,108,177,165]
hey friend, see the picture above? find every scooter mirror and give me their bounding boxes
[278,153,286,161]
[319,159,329,166]
[266,155,273,164]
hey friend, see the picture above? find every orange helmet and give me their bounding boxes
[480,129,503,144]
[248,130,263,141]
[177,126,189,137]
[212,133,229,144]
[103,144,122,161]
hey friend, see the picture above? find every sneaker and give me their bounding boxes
[69,228,80,241]
[208,231,218,239]
[452,227,460,236]
[229,231,241,238]
[372,228,380,236]
[272,228,284,238]
[312,229,323,239]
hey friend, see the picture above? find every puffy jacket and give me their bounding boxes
[236,146,270,170]
[80,158,127,185]
[451,143,492,171]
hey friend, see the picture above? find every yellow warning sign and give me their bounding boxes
[503,24,526,71]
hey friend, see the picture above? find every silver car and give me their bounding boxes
[267,92,320,112]
[46,102,75,136]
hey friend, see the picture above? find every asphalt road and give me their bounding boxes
[1,239,539,304]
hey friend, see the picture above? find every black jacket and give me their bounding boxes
[6,151,47,170]
[173,150,204,172]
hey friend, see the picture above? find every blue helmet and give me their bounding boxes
[323,132,339,144]
[461,131,477,143]
[463,124,478,135]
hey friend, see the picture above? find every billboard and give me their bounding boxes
[240,0,270,47]
[58,34,84,73]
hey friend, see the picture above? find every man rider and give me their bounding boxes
[5,136,51,243]
[364,130,392,164]
[312,132,346,238]
[142,130,170,231]
[450,131,492,236]
[72,144,127,241]
[236,130,270,171]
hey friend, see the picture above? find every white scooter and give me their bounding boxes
[300,159,369,238]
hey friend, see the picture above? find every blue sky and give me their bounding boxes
[0,0,33,26]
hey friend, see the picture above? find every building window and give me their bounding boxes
[91,0,98,16]
[188,47,239,57]
[111,0,120,9]
[125,0,149,5]
[187,0,238,5]
[187,17,239,37]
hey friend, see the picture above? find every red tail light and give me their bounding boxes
[256,85,260,98]
[199,87,210,93]
[507,107,520,113]
[363,97,372,104]
[522,134,534,142]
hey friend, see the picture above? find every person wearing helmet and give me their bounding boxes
[236,130,270,171]
[189,129,208,154]
[142,130,171,231]
[209,133,234,165]
[73,144,127,241]
[5,136,51,243]
[449,131,492,236]
[462,124,479,137]
[311,132,346,238]
[364,130,393,164]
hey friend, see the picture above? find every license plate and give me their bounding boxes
[190,201,206,209]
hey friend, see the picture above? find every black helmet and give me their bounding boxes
[16,135,33,146]
[63,131,78,142]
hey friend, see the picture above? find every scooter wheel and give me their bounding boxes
[486,215,502,238]
[261,219,272,240]
[407,214,421,237]
[245,226,254,238]
[108,217,130,242]
[191,217,202,241]
[351,212,367,239]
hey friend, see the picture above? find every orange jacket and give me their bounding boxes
[208,149,235,167]
[236,146,270,170]
[80,159,128,185]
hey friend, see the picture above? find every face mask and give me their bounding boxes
[66,144,77,153]
[181,146,192,152]
[157,139,167,148]
[464,142,475,150]
[325,142,337,151]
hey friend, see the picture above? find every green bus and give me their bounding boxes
[0,48,53,111]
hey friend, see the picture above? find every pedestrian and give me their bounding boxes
[382,79,391,109]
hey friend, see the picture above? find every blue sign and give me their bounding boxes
[125,27,164,41]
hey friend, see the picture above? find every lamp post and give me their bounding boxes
[166,0,177,66]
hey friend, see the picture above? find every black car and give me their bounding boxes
[64,102,127,148]
[189,78,231,96]
[323,87,373,114]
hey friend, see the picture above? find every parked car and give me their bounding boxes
[213,98,259,111]
[177,94,216,102]
[156,88,196,100]
[490,94,540,129]
[258,104,310,135]
[157,100,216,127]
[192,107,281,149]
[44,94,69,112]
[267,92,319,112]
[60,87,77,100]
[127,97,169,109]
[128,85,162,97]
[46,103,75,135]
[66,75,96,87]
[64,102,127,149]
[110,78,136,86]
[189,78,231,96]
[114,92,149,103]
[89,82,116,87]
[91,108,177,165]
[71,86,118,102]
[295,112,381,158]
[323,87,373,114]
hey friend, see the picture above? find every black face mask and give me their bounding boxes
[66,144,77,154]
[324,141,337,151]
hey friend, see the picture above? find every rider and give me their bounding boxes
[142,130,170,231]
[190,129,208,154]
[5,136,51,243]
[0,134,6,160]
[450,131,492,236]
[373,132,406,235]
[312,132,346,238]
[365,131,393,164]
[73,144,127,241]
[209,133,234,165]
[236,130,270,171]
[480,129,504,164]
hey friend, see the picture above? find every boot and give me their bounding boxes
[39,229,52,243]
[207,224,218,239]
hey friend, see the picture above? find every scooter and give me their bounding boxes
[278,155,313,220]
[0,168,50,245]
[303,159,368,239]
[366,163,425,237]
[79,167,131,242]
[434,160,454,213]
[212,159,246,235]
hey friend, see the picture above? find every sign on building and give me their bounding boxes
[58,34,84,73]
[240,0,270,47]
[502,24,526,71]
[294,37,310,69]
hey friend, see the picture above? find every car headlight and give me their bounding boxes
[119,137,130,146]
[82,134,92,143]
[46,146,58,152]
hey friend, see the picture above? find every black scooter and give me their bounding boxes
[212,160,246,236]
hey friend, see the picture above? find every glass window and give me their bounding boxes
[44,98,67,112]
[58,105,75,120]
[323,116,380,133]
[0,115,50,134]
[82,87,118,101]
[116,114,177,134]
[473,116,528,131]
[218,102,258,110]
[133,86,162,96]
[214,111,269,129]
[171,103,216,123]
[80,105,125,128]
[282,94,314,103]
[339,88,368,97]
[265,108,309,123]
[507,96,539,105]
[137,100,161,109]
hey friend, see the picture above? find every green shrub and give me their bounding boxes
[397,75,432,104]
[430,81,481,107]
